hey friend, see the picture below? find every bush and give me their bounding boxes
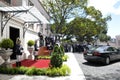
[0,66,71,76]
[25,67,36,75]
[62,55,69,61]
[52,44,64,56]
[37,56,51,59]
[27,40,35,46]
[19,66,29,74]
[36,68,47,75]
[0,38,14,49]
[60,45,65,56]
[59,64,71,76]
[50,54,63,68]
[46,64,71,76]
[50,44,65,68]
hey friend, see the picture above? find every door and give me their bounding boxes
[107,47,118,60]
[10,27,20,59]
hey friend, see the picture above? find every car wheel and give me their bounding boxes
[105,57,110,65]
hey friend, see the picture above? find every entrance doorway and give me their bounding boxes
[10,27,20,59]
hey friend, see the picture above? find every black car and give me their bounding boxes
[83,45,120,65]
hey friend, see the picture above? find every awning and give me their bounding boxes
[0,6,49,24]
[0,6,49,36]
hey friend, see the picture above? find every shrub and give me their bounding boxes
[50,44,65,68]
[52,44,64,56]
[50,53,63,68]
[0,66,71,76]
[59,64,71,76]
[37,56,51,59]
[46,67,59,76]
[19,66,29,74]
[62,55,69,61]
[25,67,36,75]
[36,68,47,75]
[27,40,35,47]
[46,64,71,76]
[0,38,14,50]
[60,45,65,56]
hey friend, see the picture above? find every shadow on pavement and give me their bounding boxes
[82,60,120,67]
[82,62,105,67]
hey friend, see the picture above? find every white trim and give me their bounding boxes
[0,6,49,24]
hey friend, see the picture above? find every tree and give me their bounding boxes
[66,6,111,43]
[42,0,88,36]
[41,0,111,43]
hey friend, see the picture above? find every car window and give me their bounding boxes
[107,47,117,52]
[107,47,114,51]
[96,46,108,52]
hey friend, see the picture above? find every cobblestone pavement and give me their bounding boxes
[74,52,120,80]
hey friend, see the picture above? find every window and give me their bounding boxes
[5,0,11,4]
[107,47,115,51]
[28,0,34,6]
[40,24,43,33]
[28,24,34,30]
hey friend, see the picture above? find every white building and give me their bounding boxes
[0,0,51,59]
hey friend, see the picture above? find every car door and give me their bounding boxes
[116,48,120,59]
[107,47,118,60]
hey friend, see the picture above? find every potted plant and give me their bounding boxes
[0,38,14,67]
[27,40,35,55]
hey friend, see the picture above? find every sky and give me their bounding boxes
[88,0,120,38]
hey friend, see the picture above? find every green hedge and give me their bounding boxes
[0,64,71,76]
[37,55,68,62]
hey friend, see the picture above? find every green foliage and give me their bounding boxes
[0,65,71,76]
[46,64,71,76]
[46,67,59,76]
[60,45,65,54]
[98,33,111,42]
[36,68,47,75]
[25,67,37,75]
[27,40,35,46]
[51,54,63,68]
[59,64,71,76]
[37,55,68,62]
[52,44,65,56]
[19,66,29,74]
[62,55,69,61]
[42,0,87,35]
[37,56,51,59]
[50,44,66,68]
[0,67,19,74]
[0,38,14,49]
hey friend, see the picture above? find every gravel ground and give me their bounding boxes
[74,52,120,80]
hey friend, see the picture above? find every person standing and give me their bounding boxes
[15,38,23,67]
[34,40,38,60]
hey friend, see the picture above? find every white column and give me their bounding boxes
[22,0,27,6]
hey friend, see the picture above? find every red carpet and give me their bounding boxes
[13,59,50,68]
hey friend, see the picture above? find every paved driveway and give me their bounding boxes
[74,53,120,80]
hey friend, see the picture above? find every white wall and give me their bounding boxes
[24,30,39,57]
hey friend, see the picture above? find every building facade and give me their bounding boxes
[0,0,51,59]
